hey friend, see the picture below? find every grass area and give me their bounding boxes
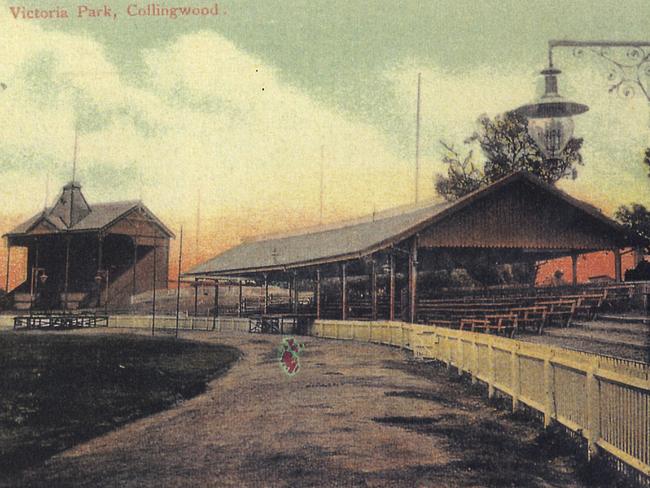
[0,332,240,477]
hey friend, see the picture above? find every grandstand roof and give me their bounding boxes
[187,172,638,277]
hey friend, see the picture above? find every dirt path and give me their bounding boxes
[16,329,589,487]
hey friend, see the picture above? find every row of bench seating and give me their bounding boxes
[417,284,635,337]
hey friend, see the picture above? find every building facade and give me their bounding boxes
[4,182,174,311]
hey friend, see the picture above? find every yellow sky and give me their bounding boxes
[0,1,649,287]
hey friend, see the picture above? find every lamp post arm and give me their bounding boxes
[548,40,650,102]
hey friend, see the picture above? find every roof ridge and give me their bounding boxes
[242,198,445,243]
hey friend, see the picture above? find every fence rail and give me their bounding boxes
[312,319,650,482]
[102,315,252,333]
[13,314,109,329]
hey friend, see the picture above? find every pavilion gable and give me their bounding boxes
[418,178,623,251]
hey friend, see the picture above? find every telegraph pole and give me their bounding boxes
[175,226,184,338]
[414,72,422,203]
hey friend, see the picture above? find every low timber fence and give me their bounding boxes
[312,319,650,484]
[106,315,251,333]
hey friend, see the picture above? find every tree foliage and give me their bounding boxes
[435,112,584,202]
[614,149,650,253]
[615,203,650,252]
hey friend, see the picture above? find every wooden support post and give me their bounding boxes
[212,281,219,330]
[571,253,578,286]
[633,245,644,266]
[511,345,520,411]
[544,353,555,428]
[315,268,321,319]
[487,340,495,398]
[63,235,71,313]
[446,338,452,371]
[370,258,377,321]
[408,237,418,323]
[29,243,40,314]
[341,263,347,320]
[292,272,298,314]
[457,337,463,376]
[193,279,199,319]
[95,235,104,308]
[97,234,103,273]
[472,339,478,384]
[288,273,293,313]
[175,228,183,338]
[389,253,395,321]
[586,358,601,459]
[132,237,138,296]
[238,280,243,317]
[613,249,622,282]
[263,274,269,314]
[4,239,10,293]
[152,240,157,335]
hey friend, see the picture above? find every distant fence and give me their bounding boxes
[107,315,251,333]
[312,320,650,484]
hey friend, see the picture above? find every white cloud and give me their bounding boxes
[0,14,416,248]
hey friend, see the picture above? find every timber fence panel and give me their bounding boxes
[310,319,650,482]
[493,346,513,393]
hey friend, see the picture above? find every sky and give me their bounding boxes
[0,0,649,282]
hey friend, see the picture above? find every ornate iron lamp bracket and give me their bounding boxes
[549,40,650,102]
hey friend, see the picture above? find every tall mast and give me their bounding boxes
[72,125,78,184]
[44,171,50,210]
[195,189,201,259]
[319,145,324,225]
[415,72,421,204]
[69,125,79,226]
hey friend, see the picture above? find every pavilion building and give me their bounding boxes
[4,182,174,311]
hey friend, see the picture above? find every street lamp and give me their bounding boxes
[514,40,650,158]
[514,67,589,159]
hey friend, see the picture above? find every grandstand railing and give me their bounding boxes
[312,319,650,484]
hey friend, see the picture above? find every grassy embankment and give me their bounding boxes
[0,333,239,477]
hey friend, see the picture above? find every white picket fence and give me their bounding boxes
[312,319,650,483]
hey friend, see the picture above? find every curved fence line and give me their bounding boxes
[312,319,650,484]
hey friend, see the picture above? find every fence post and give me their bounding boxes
[472,338,478,384]
[586,357,601,459]
[544,352,556,428]
[335,321,340,340]
[457,337,464,376]
[511,344,520,412]
[487,338,495,399]
[446,336,452,371]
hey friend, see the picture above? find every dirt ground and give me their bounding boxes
[14,329,595,488]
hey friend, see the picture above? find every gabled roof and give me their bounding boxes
[5,183,174,238]
[186,171,634,277]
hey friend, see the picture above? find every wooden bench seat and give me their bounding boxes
[535,300,576,327]
[509,306,548,334]
[460,314,517,337]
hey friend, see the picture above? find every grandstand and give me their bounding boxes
[185,172,646,339]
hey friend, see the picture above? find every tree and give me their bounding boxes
[615,203,650,253]
[435,112,584,202]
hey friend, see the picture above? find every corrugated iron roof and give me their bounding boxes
[186,172,632,277]
[5,183,174,238]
